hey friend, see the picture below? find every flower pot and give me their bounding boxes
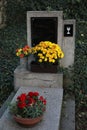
[14,115,43,127]
[20,57,28,71]
[30,61,58,73]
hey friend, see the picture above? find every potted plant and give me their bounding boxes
[30,41,64,73]
[16,45,31,70]
[9,91,46,127]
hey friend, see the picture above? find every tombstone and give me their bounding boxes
[14,11,76,91]
[0,11,76,130]
[27,11,76,68]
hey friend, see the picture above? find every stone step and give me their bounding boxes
[14,67,63,91]
[0,86,63,130]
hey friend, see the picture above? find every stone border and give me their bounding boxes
[0,92,15,118]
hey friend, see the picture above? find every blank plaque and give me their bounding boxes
[31,17,58,47]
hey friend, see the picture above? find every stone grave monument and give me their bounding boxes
[14,11,75,91]
[27,11,75,68]
[0,11,75,130]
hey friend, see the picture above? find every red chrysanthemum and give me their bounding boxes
[33,92,39,97]
[28,92,34,97]
[28,98,35,106]
[39,96,46,105]
[43,99,46,105]
[39,96,44,101]
[17,93,26,102]
[17,102,26,109]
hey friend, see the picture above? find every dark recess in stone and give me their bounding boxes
[31,17,58,46]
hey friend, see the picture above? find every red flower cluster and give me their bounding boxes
[17,93,27,108]
[16,45,30,58]
[28,91,39,97]
[39,96,46,105]
[17,92,46,109]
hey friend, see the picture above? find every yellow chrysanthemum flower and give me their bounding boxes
[38,59,42,62]
[31,41,64,64]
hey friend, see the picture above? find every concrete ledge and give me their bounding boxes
[60,97,75,130]
[0,92,15,118]
[14,66,63,91]
[0,87,63,130]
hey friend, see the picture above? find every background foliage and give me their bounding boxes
[74,21,87,130]
[6,0,87,24]
[0,0,87,129]
[0,24,27,106]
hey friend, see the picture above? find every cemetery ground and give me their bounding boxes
[0,21,87,130]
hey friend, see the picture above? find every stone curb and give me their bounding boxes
[0,92,15,118]
[60,97,75,130]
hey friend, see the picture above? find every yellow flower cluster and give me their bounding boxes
[31,41,64,64]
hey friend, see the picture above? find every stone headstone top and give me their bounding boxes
[27,11,63,48]
[27,11,76,68]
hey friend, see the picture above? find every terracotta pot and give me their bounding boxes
[14,115,43,127]
[30,61,58,73]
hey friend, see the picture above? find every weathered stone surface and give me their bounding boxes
[14,66,63,91]
[60,98,75,130]
[62,20,76,67]
[0,92,15,118]
[0,87,63,130]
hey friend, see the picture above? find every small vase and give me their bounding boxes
[14,115,43,127]
[20,57,28,71]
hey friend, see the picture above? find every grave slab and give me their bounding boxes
[14,66,63,91]
[0,86,63,130]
